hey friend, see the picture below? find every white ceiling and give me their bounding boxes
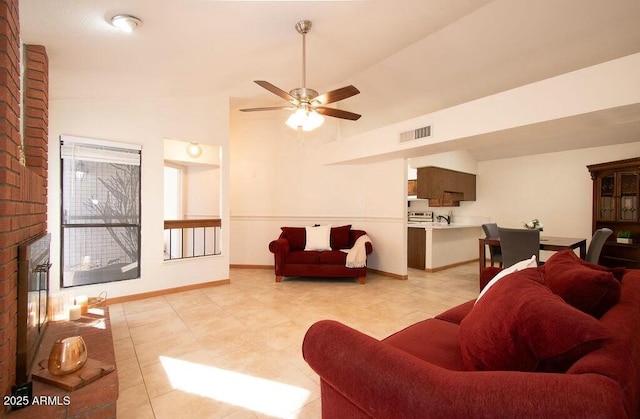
[19,0,640,160]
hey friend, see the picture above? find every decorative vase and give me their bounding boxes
[48,336,88,375]
[617,238,633,244]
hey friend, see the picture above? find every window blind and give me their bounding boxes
[60,135,141,166]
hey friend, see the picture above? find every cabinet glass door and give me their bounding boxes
[619,172,638,221]
[598,174,615,221]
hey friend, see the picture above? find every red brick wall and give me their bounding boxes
[0,0,48,406]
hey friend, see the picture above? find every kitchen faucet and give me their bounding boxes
[437,214,451,225]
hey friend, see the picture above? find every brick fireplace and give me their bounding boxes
[0,0,49,408]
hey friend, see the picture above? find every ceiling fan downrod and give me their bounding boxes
[295,20,312,89]
[290,20,319,103]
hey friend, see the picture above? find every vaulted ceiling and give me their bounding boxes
[19,0,640,156]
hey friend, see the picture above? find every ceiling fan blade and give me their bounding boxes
[254,80,297,104]
[315,85,360,105]
[240,106,296,112]
[315,106,361,121]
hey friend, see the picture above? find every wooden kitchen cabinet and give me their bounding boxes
[587,157,640,268]
[416,167,476,205]
[408,227,426,269]
[407,179,417,196]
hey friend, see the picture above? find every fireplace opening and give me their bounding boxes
[16,233,51,391]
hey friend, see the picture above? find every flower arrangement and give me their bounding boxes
[523,218,543,231]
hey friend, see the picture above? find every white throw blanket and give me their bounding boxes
[345,234,372,268]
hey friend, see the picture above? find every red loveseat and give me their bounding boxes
[269,225,373,284]
[303,250,640,418]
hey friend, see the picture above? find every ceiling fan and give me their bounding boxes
[240,20,361,131]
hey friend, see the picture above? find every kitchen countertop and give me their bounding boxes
[408,222,483,230]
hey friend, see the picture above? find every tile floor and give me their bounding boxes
[111,264,479,418]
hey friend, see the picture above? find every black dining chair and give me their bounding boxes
[498,227,540,268]
[586,228,612,264]
[482,223,503,267]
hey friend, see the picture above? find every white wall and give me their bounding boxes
[48,95,230,299]
[468,142,640,238]
[229,103,407,275]
[184,165,220,218]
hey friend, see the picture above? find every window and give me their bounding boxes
[60,135,141,287]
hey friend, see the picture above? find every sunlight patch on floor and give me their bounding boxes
[160,356,311,417]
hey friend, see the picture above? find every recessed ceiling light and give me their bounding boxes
[110,14,142,33]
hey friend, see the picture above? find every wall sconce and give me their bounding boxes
[186,142,202,158]
[110,14,143,33]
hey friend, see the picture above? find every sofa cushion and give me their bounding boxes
[281,227,306,251]
[459,268,611,372]
[475,255,537,304]
[287,250,320,264]
[542,249,621,318]
[305,225,332,251]
[435,300,475,325]
[384,319,466,371]
[319,250,347,265]
[330,225,352,250]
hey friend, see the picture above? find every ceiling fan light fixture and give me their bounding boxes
[111,14,142,33]
[286,109,324,131]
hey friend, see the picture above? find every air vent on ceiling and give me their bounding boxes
[399,125,431,143]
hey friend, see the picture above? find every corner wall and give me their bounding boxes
[47,95,230,299]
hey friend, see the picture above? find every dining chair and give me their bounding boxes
[498,227,540,268]
[586,228,613,264]
[482,223,503,267]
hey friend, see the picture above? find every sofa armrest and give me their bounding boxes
[269,238,290,276]
[268,238,290,255]
[350,230,373,255]
[303,320,625,419]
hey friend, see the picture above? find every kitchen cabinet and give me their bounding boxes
[587,157,640,268]
[408,227,426,269]
[407,179,417,196]
[416,167,476,206]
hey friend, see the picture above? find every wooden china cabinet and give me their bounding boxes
[587,157,640,268]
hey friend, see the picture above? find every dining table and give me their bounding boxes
[478,236,587,276]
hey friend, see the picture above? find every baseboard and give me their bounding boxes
[229,264,273,269]
[106,279,230,305]
[230,265,408,280]
[367,268,408,280]
[425,259,476,273]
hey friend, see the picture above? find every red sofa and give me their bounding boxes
[269,225,373,284]
[303,250,640,418]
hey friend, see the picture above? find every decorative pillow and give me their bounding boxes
[475,255,537,304]
[542,250,621,318]
[281,227,306,251]
[305,225,332,251]
[330,225,352,250]
[459,268,610,373]
[568,250,625,281]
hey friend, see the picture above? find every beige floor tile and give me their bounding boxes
[117,354,144,391]
[122,296,170,314]
[113,335,136,361]
[117,382,153,413]
[112,264,478,418]
[125,304,178,329]
[135,330,202,367]
[129,315,190,345]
